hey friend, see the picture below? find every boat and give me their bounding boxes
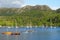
[0,25,2,27]
[24,30,34,33]
[8,27,11,28]
[16,26,19,28]
[50,26,53,28]
[2,32,20,35]
[2,19,20,35]
[54,27,56,28]
[27,26,29,28]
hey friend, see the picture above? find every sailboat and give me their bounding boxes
[16,26,19,28]
[54,27,56,28]
[2,19,20,35]
[24,24,34,33]
[50,26,53,28]
[0,25,2,28]
[27,25,29,28]
[30,25,32,28]
[24,25,29,33]
[8,26,11,28]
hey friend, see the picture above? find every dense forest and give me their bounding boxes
[0,5,60,27]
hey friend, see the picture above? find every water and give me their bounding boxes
[0,27,60,40]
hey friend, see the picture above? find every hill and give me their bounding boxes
[0,5,60,27]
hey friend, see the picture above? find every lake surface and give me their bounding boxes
[0,27,60,40]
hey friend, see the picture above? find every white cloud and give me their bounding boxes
[0,3,2,7]
[50,6,59,10]
[21,4,36,7]
[12,1,21,5]
[0,0,24,8]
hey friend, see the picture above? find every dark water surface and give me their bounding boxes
[0,27,60,40]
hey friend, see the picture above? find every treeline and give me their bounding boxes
[0,5,60,27]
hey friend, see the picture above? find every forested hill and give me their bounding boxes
[0,5,60,27]
[0,5,51,16]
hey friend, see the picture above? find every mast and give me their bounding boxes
[15,18,18,32]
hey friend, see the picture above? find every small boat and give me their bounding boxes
[27,26,29,28]
[25,30,34,33]
[2,32,20,35]
[16,26,19,28]
[11,32,20,35]
[54,27,56,28]
[0,25,2,27]
[27,30,34,32]
[50,26,53,28]
[8,27,11,28]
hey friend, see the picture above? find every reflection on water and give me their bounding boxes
[0,27,60,40]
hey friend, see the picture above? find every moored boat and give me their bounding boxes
[2,32,20,35]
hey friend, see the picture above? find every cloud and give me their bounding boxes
[0,0,24,8]
[50,6,59,10]
[0,3,1,5]
[12,1,21,5]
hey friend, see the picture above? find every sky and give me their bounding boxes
[0,0,60,9]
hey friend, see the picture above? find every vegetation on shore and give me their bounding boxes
[0,5,60,27]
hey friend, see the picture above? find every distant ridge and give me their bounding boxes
[0,5,51,16]
[22,5,51,10]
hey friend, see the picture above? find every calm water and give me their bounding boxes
[0,27,60,40]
